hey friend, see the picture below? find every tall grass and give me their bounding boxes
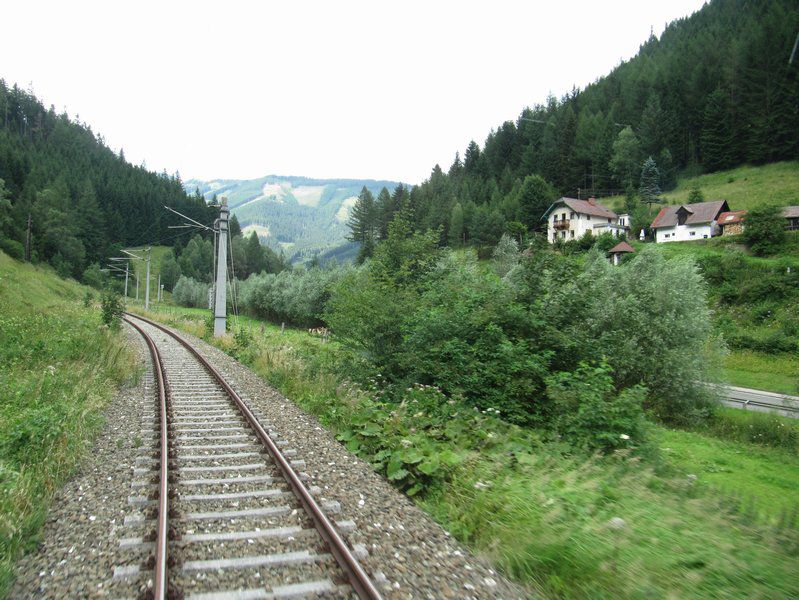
[0,252,135,595]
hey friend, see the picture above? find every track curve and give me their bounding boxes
[121,312,382,600]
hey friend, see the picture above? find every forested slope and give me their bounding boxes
[349,0,798,255]
[0,81,215,279]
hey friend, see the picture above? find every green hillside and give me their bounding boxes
[184,175,404,262]
[0,251,133,593]
[604,161,799,213]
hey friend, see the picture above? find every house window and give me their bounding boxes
[690,232,696,236]
[570,230,575,238]
[608,218,611,223]
[570,212,575,219]
[587,215,591,221]
[703,234,708,238]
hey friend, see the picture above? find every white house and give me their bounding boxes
[650,200,729,243]
[542,197,629,243]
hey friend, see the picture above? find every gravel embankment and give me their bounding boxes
[10,321,530,599]
[10,326,152,599]
[161,324,529,600]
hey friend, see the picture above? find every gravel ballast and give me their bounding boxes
[151,322,528,599]
[10,326,154,599]
[10,320,529,599]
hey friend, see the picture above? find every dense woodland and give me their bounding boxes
[0,80,217,278]
[346,0,799,260]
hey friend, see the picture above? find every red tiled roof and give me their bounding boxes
[718,210,747,226]
[608,241,635,254]
[650,200,730,229]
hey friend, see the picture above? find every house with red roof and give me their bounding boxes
[650,200,730,243]
[542,197,630,243]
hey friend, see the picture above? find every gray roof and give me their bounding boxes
[650,200,729,229]
[542,197,618,220]
[782,206,799,219]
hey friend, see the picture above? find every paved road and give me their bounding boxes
[711,383,799,419]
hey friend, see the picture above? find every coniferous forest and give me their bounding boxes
[0,81,216,279]
[346,0,799,260]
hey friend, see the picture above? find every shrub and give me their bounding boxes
[403,252,550,424]
[172,275,210,308]
[703,409,798,451]
[743,205,786,256]
[546,362,648,452]
[535,247,722,422]
[100,291,124,328]
[0,238,24,260]
[239,265,348,327]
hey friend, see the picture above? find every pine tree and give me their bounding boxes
[448,202,465,246]
[687,186,705,204]
[639,157,662,208]
[516,174,557,230]
[347,186,377,262]
[700,87,733,172]
[610,127,642,190]
[639,92,665,158]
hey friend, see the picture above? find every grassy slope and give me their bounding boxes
[0,252,134,595]
[136,304,799,599]
[604,160,799,211]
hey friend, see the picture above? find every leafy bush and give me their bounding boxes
[547,363,648,452]
[403,252,550,424]
[726,330,797,354]
[0,239,24,261]
[100,291,124,328]
[239,265,349,327]
[532,247,722,422]
[702,409,798,451]
[743,205,786,256]
[172,275,210,308]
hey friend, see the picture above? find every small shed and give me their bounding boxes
[607,240,635,265]
[717,210,747,236]
[783,206,799,231]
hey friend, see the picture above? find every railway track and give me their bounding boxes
[116,313,381,600]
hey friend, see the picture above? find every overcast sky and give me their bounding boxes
[1,0,706,185]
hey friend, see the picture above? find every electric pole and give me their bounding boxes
[157,273,161,302]
[213,198,229,337]
[144,247,151,310]
[136,274,139,301]
[109,257,131,297]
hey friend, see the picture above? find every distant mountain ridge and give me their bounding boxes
[184,175,404,263]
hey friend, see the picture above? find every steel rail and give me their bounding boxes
[122,315,170,600]
[125,312,382,600]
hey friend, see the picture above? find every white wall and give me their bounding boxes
[655,223,713,243]
[548,209,620,242]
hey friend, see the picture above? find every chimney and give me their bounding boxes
[588,197,597,206]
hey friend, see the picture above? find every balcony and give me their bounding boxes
[553,219,571,230]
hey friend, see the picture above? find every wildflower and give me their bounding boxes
[619,434,630,440]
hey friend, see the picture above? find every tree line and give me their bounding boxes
[0,80,216,279]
